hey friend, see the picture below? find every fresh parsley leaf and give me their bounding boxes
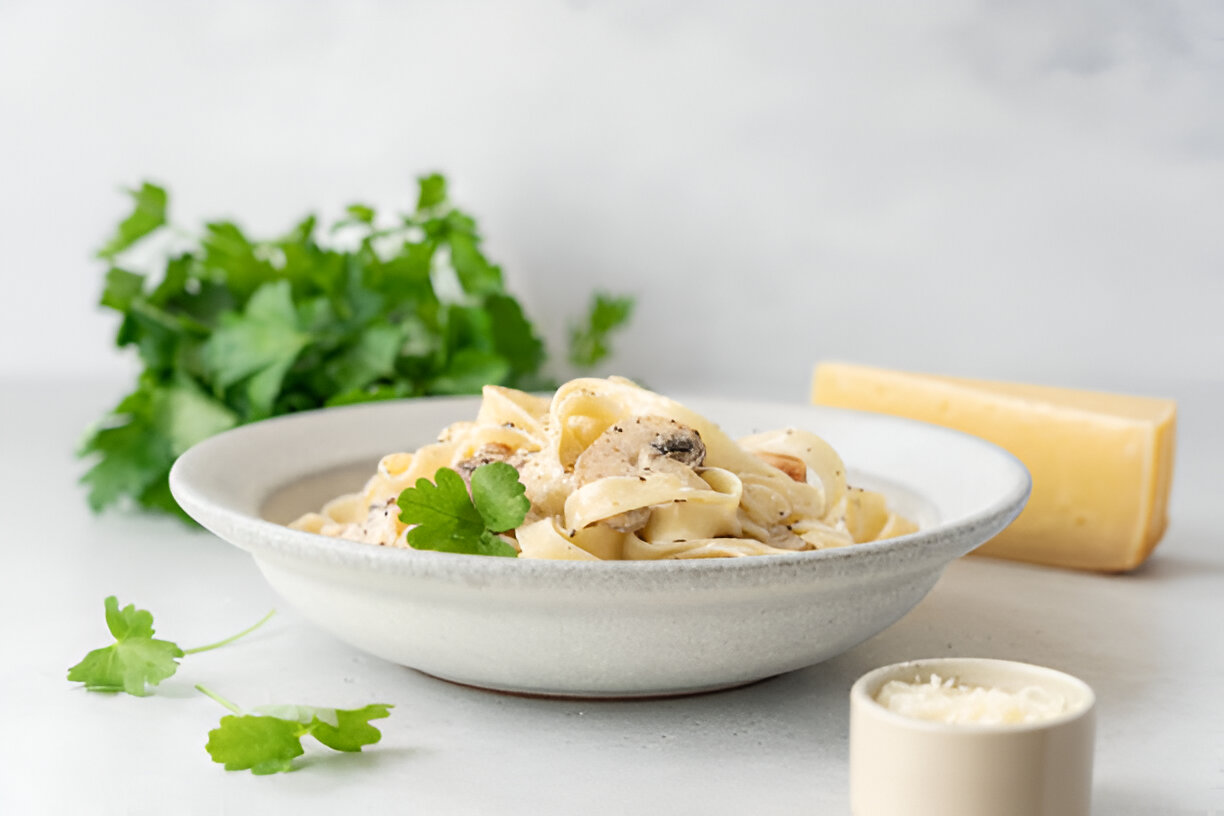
[79,419,170,512]
[324,382,414,407]
[486,294,546,379]
[416,173,447,210]
[201,221,275,303]
[248,702,394,751]
[397,465,525,557]
[153,377,240,456]
[199,686,393,774]
[82,174,633,522]
[97,182,167,260]
[448,231,503,295]
[206,715,306,775]
[345,203,376,224]
[470,461,531,532]
[66,596,183,695]
[137,476,195,523]
[67,598,275,696]
[202,280,309,418]
[78,375,234,512]
[569,292,635,368]
[309,704,395,752]
[370,240,435,304]
[429,348,511,396]
[100,268,146,312]
[321,323,405,394]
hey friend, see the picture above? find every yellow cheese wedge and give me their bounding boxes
[811,362,1177,572]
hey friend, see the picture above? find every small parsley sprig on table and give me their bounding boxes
[81,174,633,523]
[67,596,274,696]
[397,462,531,557]
[197,685,393,775]
[68,598,392,776]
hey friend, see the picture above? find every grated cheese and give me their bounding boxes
[875,673,1067,725]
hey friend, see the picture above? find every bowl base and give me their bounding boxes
[412,667,771,700]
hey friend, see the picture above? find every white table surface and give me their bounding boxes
[2,379,1222,815]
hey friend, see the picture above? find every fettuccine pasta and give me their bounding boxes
[289,377,917,559]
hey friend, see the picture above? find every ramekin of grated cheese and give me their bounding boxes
[849,658,1096,816]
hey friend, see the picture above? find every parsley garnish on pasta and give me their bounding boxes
[396,463,529,557]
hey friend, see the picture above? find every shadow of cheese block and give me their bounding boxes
[811,362,1176,572]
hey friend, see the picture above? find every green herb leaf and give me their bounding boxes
[429,348,511,396]
[201,221,275,303]
[302,704,394,752]
[345,204,376,224]
[153,378,239,456]
[397,467,487,549]
[200,688,393,774]
[324,382,413,407]
[397,465,523,556]
[100,268,146,312]
[371,241,435,303]
[202,280,309,417]
[66,596,183,695]
[448,232,503,295]
[470,461,531,532]
[79,381,176,512]
[79,422,171,513]
[322,324,405,394]
[569,293,635,368]
[206,715,306,774]
[416,173,447,210]
[67,598,275,696]
[82,175,634,522]
[97,183,167,260]
[485,294,547,382]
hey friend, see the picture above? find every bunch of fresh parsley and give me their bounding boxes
[81,175,633,522]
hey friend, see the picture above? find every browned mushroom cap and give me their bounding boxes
[752,451,807,483]
[572,416,707,532]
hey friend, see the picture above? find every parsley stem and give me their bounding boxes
[195,684,242,715]
[183,609,276,655]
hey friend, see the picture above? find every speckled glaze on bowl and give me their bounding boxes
[169,395,1030,698]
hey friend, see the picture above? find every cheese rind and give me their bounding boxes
[811,362,1177,572]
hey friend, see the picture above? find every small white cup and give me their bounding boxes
[850,658,1095,816]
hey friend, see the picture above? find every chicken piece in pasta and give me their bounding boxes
[288,377,918,558]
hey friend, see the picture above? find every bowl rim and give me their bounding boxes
[169,394,1032,583]
[851,656,1097,734]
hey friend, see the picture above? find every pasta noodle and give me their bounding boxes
[289,377,918,558]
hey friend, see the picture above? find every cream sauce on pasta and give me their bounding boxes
[289,377,917,558]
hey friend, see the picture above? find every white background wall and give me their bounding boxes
[2,0,1220,400]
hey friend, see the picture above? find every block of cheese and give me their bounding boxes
[811,362,1177,572]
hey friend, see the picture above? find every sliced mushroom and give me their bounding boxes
[453,443,515,483]
[575,416,706,480]
[573,415,706,532]
[737,512,807,551]
[752,451,807,483]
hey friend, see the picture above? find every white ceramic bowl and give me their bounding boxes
[169,395,1030,698]
[850,658,1096,816]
